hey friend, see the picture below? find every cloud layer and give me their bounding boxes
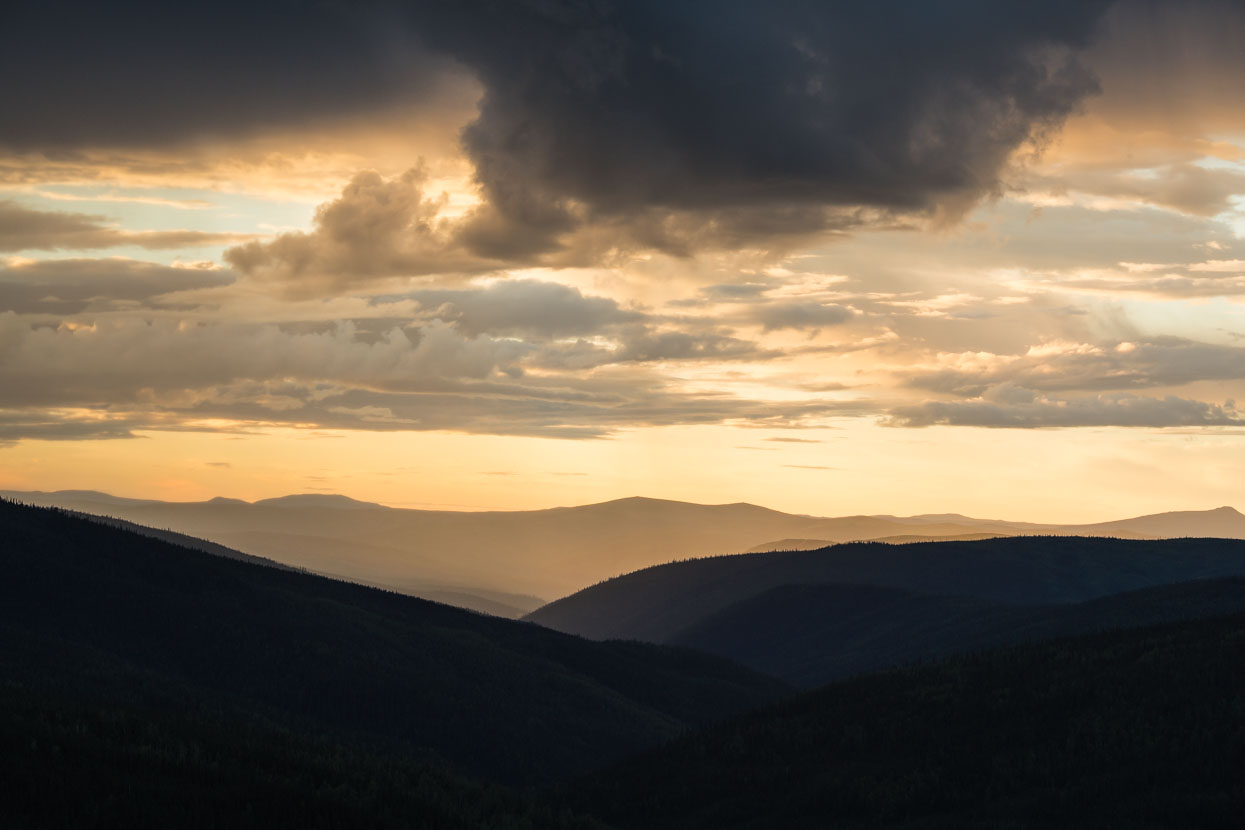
[887,385,1243,429]
[8,1,1113,266]
[4,1,1245,455]
[0,201,253,252]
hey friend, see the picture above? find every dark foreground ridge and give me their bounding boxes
[671,576,1245,686]
[577,610,1245,828]
[7,497,1245,828]
[528,535,1245,643]
[0,498,784,826]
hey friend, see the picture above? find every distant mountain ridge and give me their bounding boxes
[4,489,1243,609]
[527,535,1245,642]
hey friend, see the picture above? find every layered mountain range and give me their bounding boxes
[6,489,1244,614]
[6,495,1245,827]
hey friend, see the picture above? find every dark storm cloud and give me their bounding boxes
[0,201,254,252]
[0,258,234,314]
[10,1,1110,258]
[426,0,1109,251]
[0,2,465,150]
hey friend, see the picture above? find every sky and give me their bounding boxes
[2,0,1244,520]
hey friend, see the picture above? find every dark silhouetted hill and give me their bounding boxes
[671,577,1245,687]
[0,498,786,796]
[1,679,605,829]
[527,536,1245,642]
[576,611,1245,828]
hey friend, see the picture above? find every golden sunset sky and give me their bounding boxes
[2,1,1244,520]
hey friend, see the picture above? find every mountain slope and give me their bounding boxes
[577,612,1245,828]
[1070,504,1245,538]
[671,577,1245,687]
[1,680,603,830]
[205,529,544,617]
[0,498,786,788]
[744,531,1006,552]
[64,510,306,573]
[527,536,1245,642]
[9,490,1240,605]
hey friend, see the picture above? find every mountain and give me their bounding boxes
[575,611,1245,829]
[743,537,835,552]
[199,528,546,617]
[744,531,1006,551]
[860,531,1010,544]
[4,490,1243,608]
[0,498,787,791]
[9,495,1245,828]
[7,489,165,508]
[60,510,307,573]
[1069,504,1245,539]
[4,685,603,830]
[670,577,1245,687]
[251,493,386,509]
[527,535,1245,642]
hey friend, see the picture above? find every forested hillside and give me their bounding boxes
[0,498,785,794]
[670,577,1245,686]
[529,536,1245,642]
[577,611,1245,828]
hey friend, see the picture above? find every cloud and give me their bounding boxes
[224,169,495,296]
[1190,259,1245,273]
[0,3,468,150]
[1032,162,1245,217]
[699,281,779,302]
[886,384,1244,428]
[0,200,254,252]
[0,409,146,447]
[903,339,1245,397]
[0,314,530,407]
[222,167,870,295]
[407,279,642,338]
[1031,272,1245,298]
[756,301,854,331]
[609,327,767,364]
[0,375,871,444]
[0,308,855,444]
[434,1,1107,252]
[0,258,234,313]
[12,2,1112,264]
